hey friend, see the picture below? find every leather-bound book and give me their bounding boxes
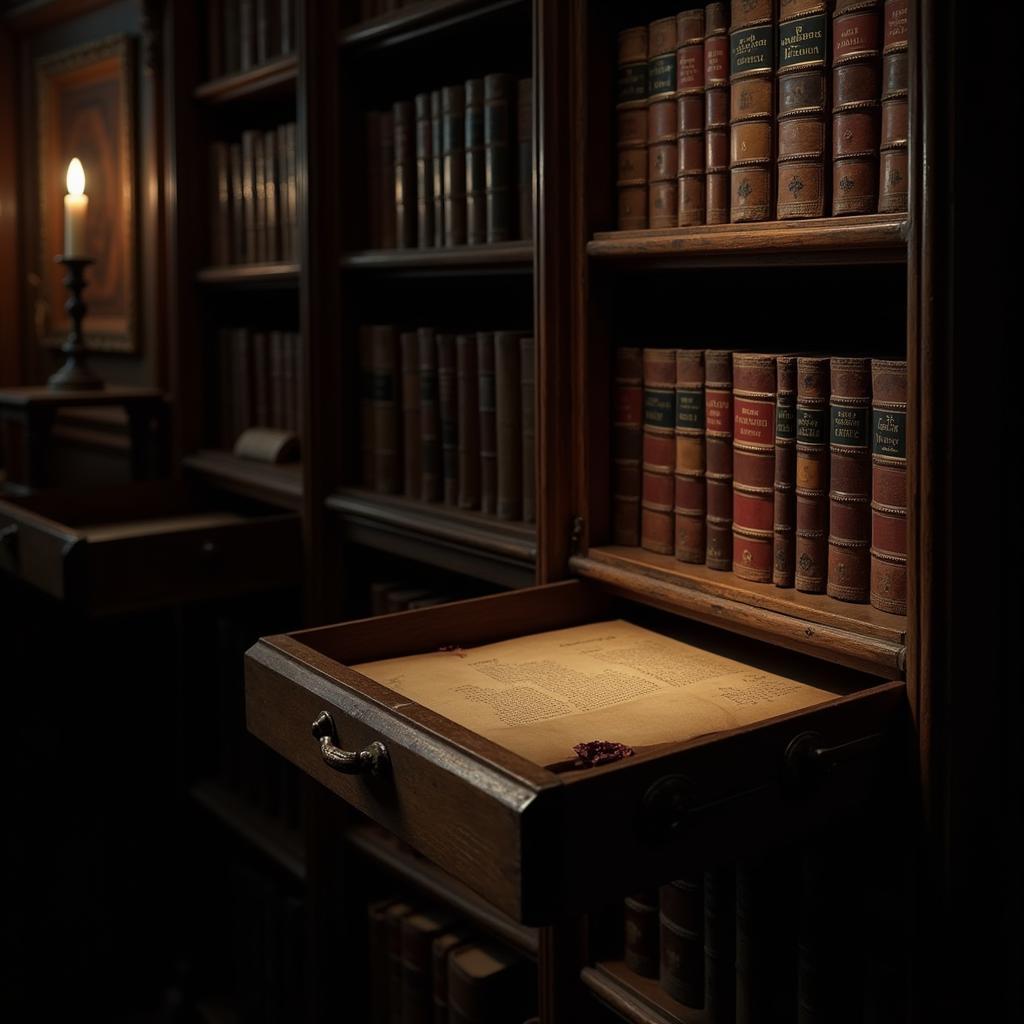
[210,143,231,266]
[878,0,908,213]
[732,354,776,582]
[642,348,677,554]
[401,331,421,497]
[828,356,871,601]
[675,10,706,227]
[660,874,704,1007]
[831,0,881,214]
[373,325,401,494]
[432,932,469,1024]
[704,3,730,223]
[385,901,414,1024]
[795,356,829,591]
[495,331,523,520]
[359,325,375,487]
[484,74,514,243]
[705,349,734,569]
[870,358,907,614]
[240,130,258,262]
[431,90,444,247]
[367,112,383,248]
[465,79,486,244]
[443,85,467,245]
[729,0,776,222]
[773,354,797,586]
[704,866,736,1023]
[477,331,497,514]
[436,332,458,504]
[379,110,397,248]
[229,143,244,262]
[675,349,706,563]
[263,128,280,260]
[285,122,299,259]
[447,943,531,1024]
[617,25,649,229]
[401,911,451,1024]
[415,93,435,248]
[647,16,679,229]
[394,100,416,247]
[456,333,480,509]
[418,327,442,501]
[624,889,659,978]
[520,336,536,523]
[517,78,533,240]
[613,347,644,546]
[776,1,830,219]
[253,131,267,261]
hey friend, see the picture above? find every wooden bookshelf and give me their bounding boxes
[193,53,298,103]
[340,0,526,49]
[582,961,705,1024]
[340,240,533,273]
[184,450,304,510]
[196,263,300,287]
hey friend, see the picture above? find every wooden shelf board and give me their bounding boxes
[193,54,298,103]
[196,263,300,286]
[340,0,524,49]
[348,823,539,956]
[191,778,306,882]
[587,214,908,266]
[583,960,706,1024]
[340,241,533,273]
[184,450,303,510]
[572,546,906,678]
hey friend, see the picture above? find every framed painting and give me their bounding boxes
[36,35,137,353]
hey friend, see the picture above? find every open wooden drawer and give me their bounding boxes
[0,479,300,614]
[245,579,904,924]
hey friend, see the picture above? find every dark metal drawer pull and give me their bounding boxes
[311,711,388,775]
[784,730,883,788]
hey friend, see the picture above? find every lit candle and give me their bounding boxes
[63,158,88,258]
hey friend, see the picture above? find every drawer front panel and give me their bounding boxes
[0,500,77,599]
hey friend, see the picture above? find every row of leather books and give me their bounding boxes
[368,896,538,1024]
[209,123,299,266]
[614,348,907,614]
[360,326,536,523]
[365,74,533,250]
[216,327,303,448]
[204,0,296,80]
[616,0,908,228]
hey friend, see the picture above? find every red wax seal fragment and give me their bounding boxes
[572,740,635,767]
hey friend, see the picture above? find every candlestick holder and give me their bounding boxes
[48,255,104,391]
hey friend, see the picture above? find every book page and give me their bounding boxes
[354,620,840,768]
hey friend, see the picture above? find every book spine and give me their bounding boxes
[443,85,467,245]
[705,866,736,1023]
[431,90,444,247]
[642,348,677,555]
[477,331,497,514]
[431,933,467,1024]
[276,125,292,261]
[379,112,396,249]
[624,890,660,979]
[704,3,731,223]
[520,336,536,524]
[773,354,797,585]
[418,327,442,501]
[676,10,706,227]
[401,331,421,497]
[465,79,486,244]
[675,349,706,563]
[795,355,830,591]
[776,1,830,219]
[456,334,480,509]
[729,0,776,222]
[828,356,872,601]
[648,16,679,229]
[660,874,705,1008]
[870,358,907,614]
[415,93,435,248]
[253,131,267,261]
[878,0,909,213]
[394,100,416,248]
[229,143,244,262]
[494,331,523,520]
[367,112,382,249]
[517,77,533,240]
[210,142,231,265]
[831,0,882,214]
[732,353,777,582]
[263,128,279,261]
[359,326,375,487]
[484,74,514,243]
[617,26,650,229]
[436,333,458,505]
[705,350,734,568]
[286,123,298,260]
[372,326,401,493]
[612,347,644,546]
[241,130,257,262]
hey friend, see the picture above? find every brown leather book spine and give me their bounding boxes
[676,9,706,226]
[517,77,533,240]
[624,890,660,979]
[773,354,797,585]
[465,79,486,244]
[878,0,908,213]
[372,325,401,494]
[660,874,705,1008]
[613,347,644,546]
[443,85,467,245]
[447,944,529,1024]
[401,913,449,1024]
[705,866,736,1023]
[495,331,522,520]
[828,356,871,601]
[253,131,267,261]
[456,333,480,509]
[418,327,442,501]
[617,26,649,229]
[648,16,679,229]
[210,142,231,265]
[705,350,734,569]
[431,90,444,247]
[229,142,244,262]
[436,332,458,505]
[675,349,706,563]
[431,932,468,1024]
[484,73,514,243]
[831,0,881,214]
[240,129,257,262]
[359,325,375,487]
[286,122,299,259]
[795,355,829,591]
[379,111,397,248]
[401,330,421,497]
[705,3,731,223]
[477,331,497,514]
[415,93,435,248]
[729,0,776,222]
[732,353,777,582]
[394,100,416,248]
[263,128,280,260]
[520,336,536,524]
[642,348,676,555]
[870,358,907,614]
[776,1,830,219]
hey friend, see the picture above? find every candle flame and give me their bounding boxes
[66,158,85,196]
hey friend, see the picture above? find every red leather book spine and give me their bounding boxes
[495,331,523,520]
[372,325,401,494]
[394,100,416,248]
[517,78,533,241]
[773,354,797,586]
[648,16,679,229]
[705,349,734,569]
[418,326,442,501]
[520,336,536,524]
[831,0,881,214]
[379,110,396,248]
[795,355,829,591]
[704,3,730,223]
[642,348,677,555]
[465,79,486,244]
[442,85,467,245]
[676,9,706,226]
[456,333,480,509]
[484,74,514,243]
[477,332,497,514]
[878,0,908,213]
[732,353,777,582]
[617,26,649,229]
[870,358,907,614]
[729,0,776,223]
[359,325,375,488]
[436,332,458,505]
[776,1,830,219]
[613,347,644,546]
[624,890,660,978]
[431,90,445,247]
[828,356,871,601]
[401,330,421,498]
[675,349,706,564]
[415,93,435,248]
[660,874,705,1008]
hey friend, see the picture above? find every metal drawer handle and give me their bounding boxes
[784,730,883,788]
[311,711,388,775]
